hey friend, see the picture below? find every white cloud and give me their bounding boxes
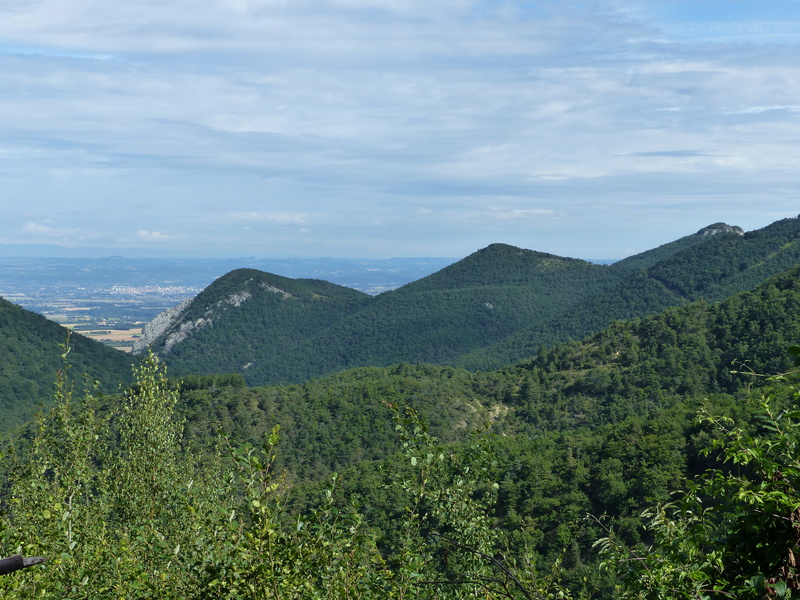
[725,105,800,115]
[138,230,175,242]
[23,220,80,238]
[487,208,556,221]
[0,1,799,258]
[218,212,310,226]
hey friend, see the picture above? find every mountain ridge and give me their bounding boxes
[458,215,800,369]
[131,217,800,385]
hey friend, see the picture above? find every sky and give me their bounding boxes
[1,0,799,260]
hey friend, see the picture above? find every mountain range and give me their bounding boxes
[4,214,800,596]
[2,214,799,435]
[134,217,800,385]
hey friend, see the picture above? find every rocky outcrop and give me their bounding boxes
[224,291,252,307]
[133,285,272,355]
[164,317,212,353]
[260,282,291,297]
[696,223,744,236]
[132,297,194,354]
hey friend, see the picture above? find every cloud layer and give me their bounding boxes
[1,0,799,258]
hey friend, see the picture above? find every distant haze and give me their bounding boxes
[0,255,461,296]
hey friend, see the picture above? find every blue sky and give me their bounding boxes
[1,0,799,259]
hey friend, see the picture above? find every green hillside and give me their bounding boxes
[265,245,617,375]
[0,296,135,432]
[399,243,606,290]
[141,217,800,385]
[460,215,800,368]
[4,258,800,597]
[608,221,743,274]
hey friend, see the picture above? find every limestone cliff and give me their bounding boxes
[132,297,194,354]
[132,278,289,355]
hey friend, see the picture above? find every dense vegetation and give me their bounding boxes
[4,255,800,597]
[4,215,800,597]
[143,216,800,385]
[0,298,133,432]
[159,263,800,594]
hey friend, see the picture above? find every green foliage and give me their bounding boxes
[1,355,572,599]
[195,430,388,599]
[112,353,185,529]
[0,310,133,435]
[386,406,574,600]
[596,378,800,599]
[175,363,506,481]
[0,351,197,598]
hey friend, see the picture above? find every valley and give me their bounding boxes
[0,285,201,351]
[0,255,456,350]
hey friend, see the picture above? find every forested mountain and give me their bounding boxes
[4,244,800,597]
[134,268,371,382]
[139,215,800,385]
[169,261,800,595]
[458,215,800,368]
[0,296,134,432]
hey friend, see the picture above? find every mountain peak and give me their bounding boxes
[478,243,562,260]
[482,243,525,253]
